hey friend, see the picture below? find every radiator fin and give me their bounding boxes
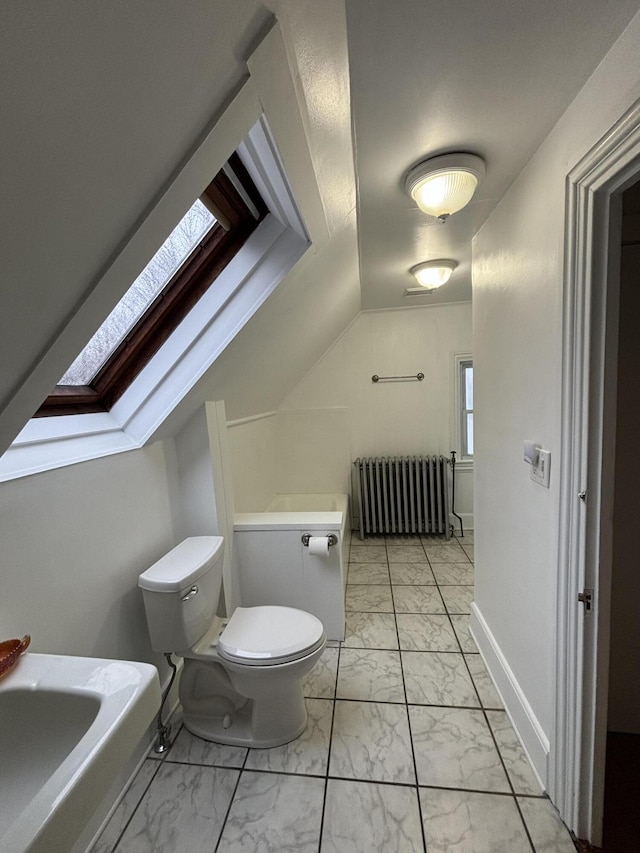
[353,456,450,539]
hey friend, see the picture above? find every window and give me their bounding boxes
[460,358,474,458]
[36,154,266,417]
[2,115,310,483]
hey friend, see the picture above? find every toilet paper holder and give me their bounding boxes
[301,533,338,547]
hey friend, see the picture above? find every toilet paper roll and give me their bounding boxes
[308,536,330,556]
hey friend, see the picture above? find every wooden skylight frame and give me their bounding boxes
[36,155,266,417]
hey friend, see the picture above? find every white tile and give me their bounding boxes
[165,725,247,768]
[462,544,474,562]
[303,646,338,698]
[346,584,394,612]
[396,614,459,652]
[518,797,577,852]
[402,651,478,707]
[389,562,436,584]
[337,648,405,702]
[349,545,388,562]
[454,531,474,544]
[330,700,415,784]
[409,706,510,792]
[386,545,427,562]
[486,710,543,795]
[392,585,445,613]
[348,561,390,584]
[322,778,424,853]
[419,788,531,853]
[440,585,474,614]
[344,612,399,649]
[424,544,467,563]
[91,760,159,853]
[117,762,238,852]
[245,699,333,775]
[430,562,474,585]
[450,615,478,653]
[465,655,503,709]
[217,771,325,853]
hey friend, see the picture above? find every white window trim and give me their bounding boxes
[451,352,474,470]
[0,117,309,482]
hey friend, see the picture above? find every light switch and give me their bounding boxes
[530,449,551,487]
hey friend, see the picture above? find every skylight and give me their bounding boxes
[2,116,311,483]
[36,154,266,417]
[60,200,216,385]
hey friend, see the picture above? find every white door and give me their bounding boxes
[555,100,640,846]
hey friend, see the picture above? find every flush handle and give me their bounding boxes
[181,585,199,602]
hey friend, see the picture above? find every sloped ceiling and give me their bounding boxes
[1,0,639,453]
[0,0,358,450]
[0,2,269,448]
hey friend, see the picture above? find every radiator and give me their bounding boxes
[353,456,451,539]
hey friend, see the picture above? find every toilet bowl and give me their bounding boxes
[138,536,326,748]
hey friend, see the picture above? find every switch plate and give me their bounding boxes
[530,449,551,487]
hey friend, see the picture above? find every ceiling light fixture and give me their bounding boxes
[405,153,485,221]
[410,259,457,289]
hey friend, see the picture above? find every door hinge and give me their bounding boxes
[578,589,594,612]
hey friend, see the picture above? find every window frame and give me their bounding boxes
[36,154,266,417]
[1,115,312,484]
[451,352,473,464]
[459,357,474,459]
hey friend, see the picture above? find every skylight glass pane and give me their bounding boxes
[60,200,215,385]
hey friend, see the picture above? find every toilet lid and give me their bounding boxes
[218,606,325,665]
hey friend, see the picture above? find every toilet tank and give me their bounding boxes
[138,536,225,654]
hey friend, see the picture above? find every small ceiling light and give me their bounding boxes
[410,259,457,289]
[405,153,485,221]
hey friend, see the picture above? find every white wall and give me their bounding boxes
[228,413,280,512]
[0,6,360,461]
[276,408,352,497]
[0,443,175,667]
[472,9,640,780]
[227,303,473,518]
[0,9,359,673]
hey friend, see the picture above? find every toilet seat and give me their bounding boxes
[218,605,325,666]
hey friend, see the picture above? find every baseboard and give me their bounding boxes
[469,603,549,790]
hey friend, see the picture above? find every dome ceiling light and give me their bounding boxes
[410,259,458,289]
[405,153,485,221]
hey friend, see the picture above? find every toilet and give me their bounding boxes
[138,536,326,748]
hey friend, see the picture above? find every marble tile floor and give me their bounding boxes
[91,532,577,853]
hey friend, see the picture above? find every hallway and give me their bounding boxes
[91,533,576,852]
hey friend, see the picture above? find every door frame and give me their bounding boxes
[554,96,640,844]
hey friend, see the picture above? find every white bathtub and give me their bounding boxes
[234,493,350,640]
[0,654,159,853]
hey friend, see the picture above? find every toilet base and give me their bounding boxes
[178,657,312,748]
[183,702,308,748]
